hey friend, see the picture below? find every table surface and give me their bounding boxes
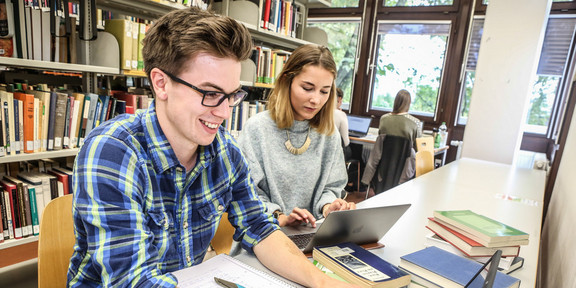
[237,158,545,287]
[357,157,545,287]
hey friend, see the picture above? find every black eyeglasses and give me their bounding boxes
[161,69,248,107]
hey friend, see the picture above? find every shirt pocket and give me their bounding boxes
[196,191,232,247]
[146,210,174,251]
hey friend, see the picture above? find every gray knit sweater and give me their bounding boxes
[238,111,347,219]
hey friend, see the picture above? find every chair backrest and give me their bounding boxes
[415,150,435,177]
[211,212,235,255]
[369,135,412,194]
[416,136,434,153]
[38,194,75,288]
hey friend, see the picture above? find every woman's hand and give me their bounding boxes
[278,207,317,227]
[322,199,357,218]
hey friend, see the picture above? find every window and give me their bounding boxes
[459,17,576,134]
[384,0,454,6]
[457,18,483,125]
[369,22,451,117]
[307,18,361,109]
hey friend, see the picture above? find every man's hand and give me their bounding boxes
[279,207,317,227]
[322,199,357,218]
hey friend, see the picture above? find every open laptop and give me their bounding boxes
[281,204,411,253]
[347,115,373,138]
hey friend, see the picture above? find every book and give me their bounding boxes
[313,242,411,288]
[4,175,32,237]
[0,187,10,239]
[1,179,22,239]
[399,246,520,288]
[433,210,529,247]
[426,217,520,257]
[104,19,133,70]
[52,92,69,150]
[424,233,524,274]
[13,91,35,153]
[172,253,298,287]
[18,172,45,223]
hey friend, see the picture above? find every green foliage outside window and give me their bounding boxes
[307,21,360,105]
[330,0,360,8]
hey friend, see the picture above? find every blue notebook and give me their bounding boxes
[399,246,520,288]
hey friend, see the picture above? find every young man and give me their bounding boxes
[67,6,357,288]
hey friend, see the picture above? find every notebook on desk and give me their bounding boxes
[347,114,373,138]
[281,204,411,253]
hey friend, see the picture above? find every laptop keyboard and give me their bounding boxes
[288,233,315,249]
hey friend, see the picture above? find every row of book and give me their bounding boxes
[0,0,79,62]
[104,18,149,72]
[225,100,267,136]
[252,46,291,85]
[259,0,304,38]
[0,163,73,242]
[0,82,151,156]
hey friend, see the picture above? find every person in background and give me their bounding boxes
[238,44,356,229]
[334,88,351,161]
[379,89,422,146]
[68,7,356,288]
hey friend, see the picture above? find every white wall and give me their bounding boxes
[539,106,576,286]
[461,0,552,164]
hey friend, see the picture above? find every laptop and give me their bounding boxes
[347,115,373,138]
[281,204,411,253]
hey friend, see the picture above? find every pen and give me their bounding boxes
[214,276,246,288]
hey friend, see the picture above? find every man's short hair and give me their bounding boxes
[142,7,253,79]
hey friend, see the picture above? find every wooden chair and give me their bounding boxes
[38,194,75,288]
[416,137,435,153]
[211,212,235,255]
[415,150,435,177]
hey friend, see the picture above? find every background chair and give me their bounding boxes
[211,212,235,255]
[361,135,413,197]
[38,194,75,288]
[416,136,434,153]
[415,150,435,177]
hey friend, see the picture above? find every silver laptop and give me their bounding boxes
[281,204,411,253]
[347,114,373,138]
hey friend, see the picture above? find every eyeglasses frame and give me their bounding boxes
[160,69,248,107]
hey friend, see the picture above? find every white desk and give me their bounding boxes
[235,158,545,287]
[358,157,545,287]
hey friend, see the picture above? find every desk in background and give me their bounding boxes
[349,135,449,166]
[236,158,545,287]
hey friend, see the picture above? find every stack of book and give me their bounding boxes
[312,242,411,288]
[425,210,528,275]
[399,246,520,288]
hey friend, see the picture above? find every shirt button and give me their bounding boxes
[183,221,188,228]
[217,205,224,211]
[176,167,184,173]
[186,256,191,263]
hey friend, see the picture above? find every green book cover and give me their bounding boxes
[434,210,528,240]
[28,187,39,236]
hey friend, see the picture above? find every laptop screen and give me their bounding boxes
[347,115,372,137]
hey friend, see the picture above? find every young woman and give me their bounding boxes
[239,44,356,228]
[379,89,422,146]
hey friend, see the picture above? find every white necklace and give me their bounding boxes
[284,127,311,155]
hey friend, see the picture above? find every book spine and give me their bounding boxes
[0,188,9,239]
[2,190,13,239]
[17,183,30,237]
[9,186,22,239]
[22,184,32,236]
[28,187,39,235]
[3,101,9,154]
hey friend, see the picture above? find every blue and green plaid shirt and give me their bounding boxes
[68,101,278,287]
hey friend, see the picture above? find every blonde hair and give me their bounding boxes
[268,44,337,135]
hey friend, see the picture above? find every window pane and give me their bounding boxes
[457,71,474,125]
[525,76,560,134]
[370,23,450,116]
[307,19,360,108]
[330,0,360,8]
[384,0,453,7]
